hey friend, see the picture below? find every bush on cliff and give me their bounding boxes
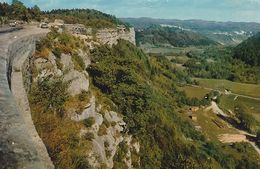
[29,77,93,169]
[29,76,69,116]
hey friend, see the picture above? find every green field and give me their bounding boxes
[196,78,260,98]
[179,80,260,163]
[140,44,204,55]
[179,82,260,124]
[166,55,190,63]
[195,109,239,141]
[219,95,260,122]
[178,86,209,99]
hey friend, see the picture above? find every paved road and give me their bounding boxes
[0,25,51,169]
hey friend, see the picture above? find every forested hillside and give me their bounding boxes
[45,9,126,28]
[0,1,124,28]
[182,46,260,84]
[234,32,260,66]
[0,0,41,22]
[121,17,260,32]
[87,40,259,169]
[122,18,260,45]
[136,26,218,47]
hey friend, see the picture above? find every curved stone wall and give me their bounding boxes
[0,28,53,169]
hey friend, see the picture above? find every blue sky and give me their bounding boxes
[2,0,260,22]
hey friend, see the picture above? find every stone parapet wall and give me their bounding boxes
[0,28,54,169]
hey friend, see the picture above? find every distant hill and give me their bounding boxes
[121,17,260,45]
[136,25,218,47]
[234,32,260,66]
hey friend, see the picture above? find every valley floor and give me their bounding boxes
[178,79,260,160]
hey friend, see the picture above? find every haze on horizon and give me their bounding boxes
[2,0,260,23]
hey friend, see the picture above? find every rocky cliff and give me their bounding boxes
[96,27,136,46]
[0,24,137,169]
[64,24,136,47]
[31,49,139,169]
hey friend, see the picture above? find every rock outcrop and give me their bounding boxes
[63,70,89,96]
[31,36,140,168]
[96,26,136,46]
[71,96,140,169]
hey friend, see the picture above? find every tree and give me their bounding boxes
[0,2,10,16]
[30,76,69,116]
[30,5,41,21]
[0,16,8,25]
[235,106,259,134]
[10,0,29,21]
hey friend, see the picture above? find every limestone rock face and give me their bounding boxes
[33,51,90,97]
[63,70,89,96]
[33,52,62,82]
[28,30,139,169]
[78,49,91,68]
[70,95,140,169]
[60,53,74,71]
[96,27,136,46]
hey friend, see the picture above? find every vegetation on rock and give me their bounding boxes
[0,0,41,22]
[234,32,260,66]
[87,40,260,169]
[45,9,126,29]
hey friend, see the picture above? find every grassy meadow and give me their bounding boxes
[196,78,260,98]
[177,86,209,99]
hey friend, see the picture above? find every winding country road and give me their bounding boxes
[188,84,260,101]
[0,25,52,168]
[206,101,260,156]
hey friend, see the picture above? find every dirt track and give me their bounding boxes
[205,102,260,156]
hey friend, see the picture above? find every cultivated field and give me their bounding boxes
[177,86,209,99]
[196,78,260,98]
[219,95,260,122]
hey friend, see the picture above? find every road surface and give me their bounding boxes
[0,25,52,168]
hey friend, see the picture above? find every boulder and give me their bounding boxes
[60,53,74,71]
[63,70,89,96]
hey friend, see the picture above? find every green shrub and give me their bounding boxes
[56,58,64,70]
[29,76,69,115]
[231,142,251,153]
[105,149,112,158]
[84,132,95,141]
[71,153,93,169]
[111,121,117,127]
[83,117,96,128]
[103,118,110,128]
[235,106,259,134]
[104,141,109,148]
[53,47,62,58]
[98,124,107,136]
[78,91,90,102]
[72,54,85,71]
